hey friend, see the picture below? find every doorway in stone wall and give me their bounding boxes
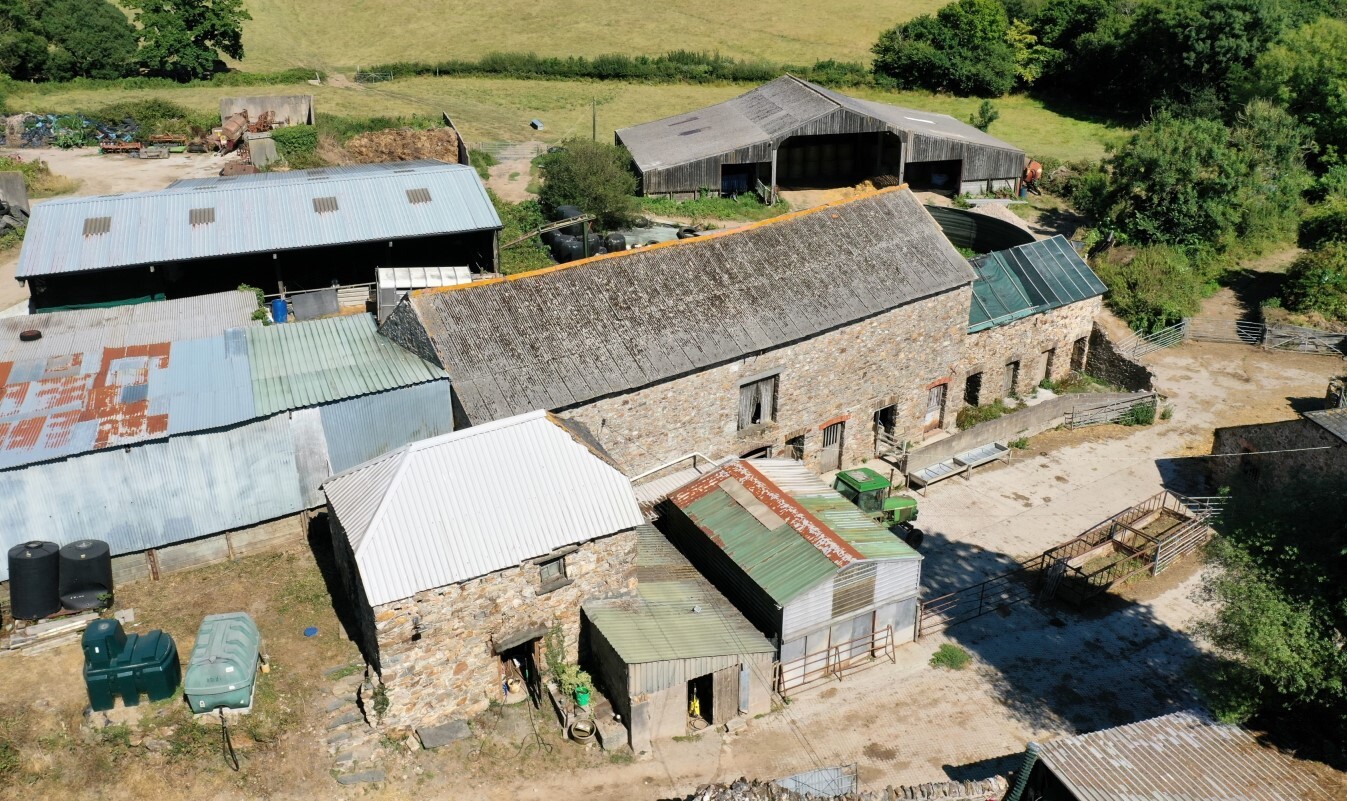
[1042,348,1057,384]
[497,637,543,706]
[821,421,845,471]
[1071,337,1088,371]
[923,384,946,433]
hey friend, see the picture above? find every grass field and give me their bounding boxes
[7,76,1127,162]
[236,0,941,72]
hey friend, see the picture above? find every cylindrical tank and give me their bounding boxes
[269,297,288,324]
[59,539,114,611]
[8,541,60,620]
[603,233,627,253]
[555,205,585,236]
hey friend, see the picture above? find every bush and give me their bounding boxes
[469,149,497,181]
[271,126,318,164]
[955,398,1010,430]
[1119,401,1156,426]
[1299,198,1347,250]
[538,140,637,229]
[491,190,554,276]
[83,99,215,138]
[930,643,972,670]
[1284,243,1347,323]
[1093,245,1222,331]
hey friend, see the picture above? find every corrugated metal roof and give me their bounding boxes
[969,235,1107,332]
[246,315,446,417]
[403,187,975,424]
[583,525,774,665]
[617,75,1022,172]
[0,291,258,362]
[666,459,919,605]
[18,161,501,278]
[1037,710,1334,801]
[322,410,645,606]
[1304,407,1347,444]
[0,311,445,470]
[168,160,448,189]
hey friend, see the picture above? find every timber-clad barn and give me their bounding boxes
[616,76,1025,200]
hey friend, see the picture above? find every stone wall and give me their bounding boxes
[959,297,1101,405]
[682,776,1008,801]
[560,287,973,476]
[1211,418,1347,488]
[1087,321,1155,392]
[372,529,639,732]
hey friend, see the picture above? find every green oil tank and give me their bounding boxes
[82,619,181,712]
[184,612,261,713]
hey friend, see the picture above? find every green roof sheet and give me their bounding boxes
[968,235,1106,333]
[246,314,447,416]
[584,526,774,664]
[669,459,919,605]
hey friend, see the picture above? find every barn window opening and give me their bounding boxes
[737,375,778,430]
[313,196,339,214]
[964,372,983,406]
[1071,337,1088,371]
[406,188,432,205]
[189,207,216,226]
[83,217,112,237]
[785,434,805,460]
[1004,361,1020,396]
[538,556,569,593]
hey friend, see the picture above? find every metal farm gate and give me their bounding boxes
[1118,317,1346,359]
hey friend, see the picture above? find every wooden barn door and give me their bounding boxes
[923,384,946,432]
[821,421,845,471]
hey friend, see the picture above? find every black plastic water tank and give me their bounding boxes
[58,539,114,611]
[8,541,60,620]
[603,233,627,253]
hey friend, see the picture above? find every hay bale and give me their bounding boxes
[345,127,461,164]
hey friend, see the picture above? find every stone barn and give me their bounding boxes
[583,526,775,752]
[655,458,922,693]
[380,187,979,477]
[17,160,501,312]
[1211,407,1347,488]
[321,410,646,732]
[958,235,1107,405]
[616,75,1025,200]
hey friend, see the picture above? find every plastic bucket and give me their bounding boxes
[574,686,590,707]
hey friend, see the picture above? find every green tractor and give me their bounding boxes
[832,467,924,548]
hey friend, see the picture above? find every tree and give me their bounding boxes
[537,140,637,229]
[128,0,250,81]
[969,100,999,132]
[872,0,1017,97]
[1255,18,1347,160]
[1283,243,1347,321]
[37,0,137,80]
[1199,481,1347,748]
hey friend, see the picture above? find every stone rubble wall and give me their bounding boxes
[561,287,973,477]
[1210,418,1347,488]
[373,529,638,733]
[682,775,1008,801]
[960,297,1101,401]
[1086,321,1156,392]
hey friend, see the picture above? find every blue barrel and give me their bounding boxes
[270,297,288,323]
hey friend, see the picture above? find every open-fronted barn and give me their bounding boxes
[616,76,1025,200]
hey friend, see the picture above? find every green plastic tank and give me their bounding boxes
[82,619,181,712]
[184,612,261,713]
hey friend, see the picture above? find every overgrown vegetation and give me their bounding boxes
[270,126,319,167]
[490,190,553,275]
[537,139,637,229]
[469,149,497,181]
[1197,480,1347,761]
[872,0,1018,97]
[1283,244,1347,322]
[930,643,972,670]
[955,398,1011,430]
[1118,401,1157,426]
[0,155,77,197]
[637,193,790,224]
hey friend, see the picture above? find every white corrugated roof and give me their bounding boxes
[1037,710,1334,801]
[322,410,644,605]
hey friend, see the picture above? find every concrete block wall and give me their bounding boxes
[561,287,972,477]
[372,530,639,733]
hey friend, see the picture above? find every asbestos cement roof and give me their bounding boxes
[617,75,1022,172]
[400,187,974,424]
[583,525,774,665]
[322,410,645,606]
[1036,710,1334,801]
[17,161,501,278]
[0,311,446,470]
[968,235,1106,332]
[666,459,919,605]
[1304,407,1347,444]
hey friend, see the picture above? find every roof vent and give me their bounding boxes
[189,207,216,226]
[678,128,707,136]
[313,196,339,214]
[82,216,112,237]
[406,188,432,205]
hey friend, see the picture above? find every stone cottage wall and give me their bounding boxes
[373,529,639,733]
[958,297,1102,405]
[1211,418,1347,488]
[560,287,973,476]
[1086,320,1156,392]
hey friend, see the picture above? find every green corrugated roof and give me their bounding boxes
[674,460,919,606]
[584,526,774,664]
[246,314,447,416]
[969,235,1107,332]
